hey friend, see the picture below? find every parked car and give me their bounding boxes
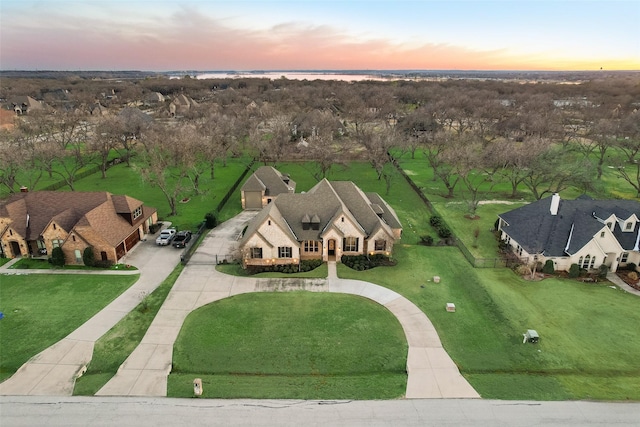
[172,230,192,248]
[156,228,176,246]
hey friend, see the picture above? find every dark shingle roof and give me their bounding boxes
[499,196,640,256]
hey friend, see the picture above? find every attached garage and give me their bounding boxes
[244,191,263,210]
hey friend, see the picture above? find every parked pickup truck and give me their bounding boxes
[155,228,176,246]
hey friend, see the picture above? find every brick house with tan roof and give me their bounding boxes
[0,191,157,265]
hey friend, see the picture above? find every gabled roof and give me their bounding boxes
[241,178,402,245]
[0,191,154,245]
[241,166,296,195]
[499,196,640,256]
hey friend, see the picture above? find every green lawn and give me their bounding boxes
[73,265,183,395]
[337,245,640,400]
[70,157,252,230]
[168,292,407,399]
[0,274,139,382]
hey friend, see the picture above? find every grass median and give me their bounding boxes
[73,264,184,395]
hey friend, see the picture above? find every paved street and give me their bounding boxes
[2,396,639,426]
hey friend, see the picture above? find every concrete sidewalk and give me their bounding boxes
[607,272,640,297]
[97,213,478,399]
[0,227,183,396]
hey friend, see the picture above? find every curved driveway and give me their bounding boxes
[97,212,479,399]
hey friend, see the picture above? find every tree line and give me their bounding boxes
[1,73,639,216]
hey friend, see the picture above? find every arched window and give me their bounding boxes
[582,255,591,269]
[590,256,596,269]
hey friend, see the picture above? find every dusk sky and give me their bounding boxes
[1,0,638,71]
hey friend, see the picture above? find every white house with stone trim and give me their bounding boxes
[498,194,640,273]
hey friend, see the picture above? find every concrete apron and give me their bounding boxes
[97,263,479,399]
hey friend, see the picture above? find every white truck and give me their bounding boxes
[155,228,176,246]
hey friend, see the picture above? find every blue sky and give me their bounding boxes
[1,0,638,70]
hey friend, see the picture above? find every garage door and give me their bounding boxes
[245,191,263,210]
[124,228,141,252]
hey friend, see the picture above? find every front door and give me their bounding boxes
[10,241,21,258]
[327,239,336,260]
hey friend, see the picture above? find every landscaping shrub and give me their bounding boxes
[82,247,95,267]
[542,260,555,275]
[419,235,434,246]
[94,259,114,269]
[341,254,396,271]
[50,247,65,267]
[205,212,217,229]
[246,259,323,275]
[149,222,163,234]
[626,262,637,272]
[628,271,638,281]
[597,264,608,279]
[568,263,580,278]
[429,215,443,228]
[437,225,452,239]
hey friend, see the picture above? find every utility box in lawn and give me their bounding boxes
[524,329,539,343]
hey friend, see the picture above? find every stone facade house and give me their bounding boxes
[498,194,640,273]
[241,166,296,210]
[0,191,157,265]
[239,179,402,267]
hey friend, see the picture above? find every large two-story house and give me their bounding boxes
[0,191,157,265]
[498,194,640,273]
[239,178,402,267]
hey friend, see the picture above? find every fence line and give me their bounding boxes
[391,153,520,269]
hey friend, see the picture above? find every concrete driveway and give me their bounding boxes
[0,224,183,396]
[97,213,479,399]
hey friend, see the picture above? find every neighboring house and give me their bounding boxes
[169,94,198,117]
[10,96,43,115]
[0,191,157,265]
[498,194,640,273]
[240,178,402,267]
[241,166,296,210]
[143,92,165,105]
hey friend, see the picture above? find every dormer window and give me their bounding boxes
[606,222,613,230]
[133,206,142,220]
[625,222,634,231]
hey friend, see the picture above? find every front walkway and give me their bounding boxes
[0,225,183,396]
[607,272,640,297]
[97,215,479,399]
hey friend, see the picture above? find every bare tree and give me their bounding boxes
[135,123,190,216]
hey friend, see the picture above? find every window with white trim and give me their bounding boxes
[374,239,386,251]
[625,222,633,230]
[343,237,359,252]
[250,247,263,259]
[278,246,292,258]
[621,252,629,263]
[52,239,64,248]
[304,241,320,253]
[133,206,142,220]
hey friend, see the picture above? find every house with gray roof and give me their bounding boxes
[239,178,402,267]
[241,166,296,210]
[498,194,640,273]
